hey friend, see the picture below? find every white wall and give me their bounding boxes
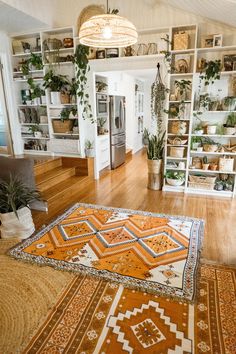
[0,31,21,155]
[3,0,236,36]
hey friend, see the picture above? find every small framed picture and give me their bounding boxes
[201,35,214,48]
[106,48,119,58]
[213,34,223,47]
[222,53,236,71]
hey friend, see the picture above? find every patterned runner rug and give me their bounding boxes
[10,203,203,302]
[22,264,236,354]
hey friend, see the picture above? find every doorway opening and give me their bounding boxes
[0,58,13,155]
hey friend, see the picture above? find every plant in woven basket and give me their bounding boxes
[59,106,77,122]
[73,44,94,123]
[200,60,221,86]
[147,132,165,160]
[0,175,40,216]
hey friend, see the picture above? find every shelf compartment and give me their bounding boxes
[190,150,236,156]
[189,168,236,175]
[187,188,233,197]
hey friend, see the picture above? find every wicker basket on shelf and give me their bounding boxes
[170,121,187,135]
[203,144,218,152]
[219,157,234,172]
[168,137,188,145]
[169,146,185,158]
[52,119,74,133]
[188,174,216,190]
[173,32,189,50]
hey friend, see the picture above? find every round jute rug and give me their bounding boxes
[0,239,73,354]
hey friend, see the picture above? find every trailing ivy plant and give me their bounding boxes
[160,34,172,73]
[73,45,94,123]
[200,59,221,86]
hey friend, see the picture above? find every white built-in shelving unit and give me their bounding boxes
[10,23,236,193]
[162,24,236,198]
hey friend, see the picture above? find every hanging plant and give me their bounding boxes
[151,63,169,135]
[73,44,94,123]
[200,59,221,86]
[160,34,173,73]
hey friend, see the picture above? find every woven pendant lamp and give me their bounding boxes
[78,0,138,48]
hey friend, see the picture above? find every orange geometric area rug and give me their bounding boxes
[22,264,236,354]
[9,203,204,302]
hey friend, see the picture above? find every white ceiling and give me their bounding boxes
[160,0,236,28]
[0,1,46,33]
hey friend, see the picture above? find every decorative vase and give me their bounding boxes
[0,207,35,239]
[207,125,217,135]
[147,159,163,190]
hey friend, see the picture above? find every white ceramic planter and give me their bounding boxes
[32,97,41,105]
[166,178,185,186]
[51,91,61,105]
[41,95,47,104]
[34,131,42,138]
[0,207,35,239]
[207,125,217,135]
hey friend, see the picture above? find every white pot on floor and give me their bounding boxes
[0,207,35,239]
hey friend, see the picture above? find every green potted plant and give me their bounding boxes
[223,96,236,111]
[223,112,236,135]
[174,79,192,101]
[85,139,94,157]
[0,175,40,239]
[191,136,202,150]
[96,81,107,93]
[28,53,43,71]
[200,60,221,86]
[27,77,43,105]
[142,128,150,146]
[97,117,107,135]
[43,70,69,105]
[28,124,43,138]
[165,171,185,186]
[202,156,209,170]
[69,78,79,103]
[147,132,165,190]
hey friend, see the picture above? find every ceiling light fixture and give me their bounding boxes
[78,0,138,48]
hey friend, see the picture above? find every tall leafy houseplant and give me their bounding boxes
[73,45,94,122]
[0,175,40,239]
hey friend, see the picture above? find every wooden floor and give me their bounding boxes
[33,149,236,266]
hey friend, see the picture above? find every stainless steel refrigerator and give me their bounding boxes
[109,95,126,169]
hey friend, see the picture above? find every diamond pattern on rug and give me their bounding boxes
[9,203,203,301]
